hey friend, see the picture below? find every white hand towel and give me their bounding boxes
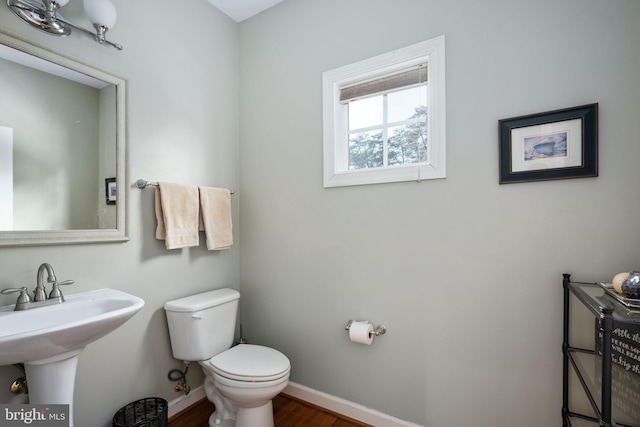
[199,186,233,250]
[155,182,200,249]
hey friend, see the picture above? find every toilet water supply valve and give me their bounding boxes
[168,362,190,395]
[10,364,28,395]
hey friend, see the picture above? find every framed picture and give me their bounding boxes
[499,103,598,184]
[105,178,116,204]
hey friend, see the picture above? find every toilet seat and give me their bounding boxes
[206,344,290,382]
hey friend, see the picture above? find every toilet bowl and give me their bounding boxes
[201,344,290,427]
[164,289,290,427]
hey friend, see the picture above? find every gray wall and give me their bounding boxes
[238,0,640,426]
[0,0,240,425]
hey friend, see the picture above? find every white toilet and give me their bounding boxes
[164,288,290,427]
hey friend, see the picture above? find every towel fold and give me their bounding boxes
[199,186,233,250]
[155,182,200,249]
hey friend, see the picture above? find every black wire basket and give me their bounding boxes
[113,397,168,427]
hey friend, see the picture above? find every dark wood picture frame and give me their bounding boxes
[499,104,598,184]
[105,177,116,204]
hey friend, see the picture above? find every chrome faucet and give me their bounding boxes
[35,263,56,302]
[0,263,74,311]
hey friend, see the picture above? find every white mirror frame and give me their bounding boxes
[0,29,128,246]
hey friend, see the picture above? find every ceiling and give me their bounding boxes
[206,0,285,22]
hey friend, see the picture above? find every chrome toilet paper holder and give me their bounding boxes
[345,319,387,337]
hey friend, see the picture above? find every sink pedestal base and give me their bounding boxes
[25,349,82,427]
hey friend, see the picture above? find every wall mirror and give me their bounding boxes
[0,30,127,246]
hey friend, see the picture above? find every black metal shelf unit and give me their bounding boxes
[562,274,640,427]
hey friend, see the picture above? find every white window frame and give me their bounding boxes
[322,35,446,188]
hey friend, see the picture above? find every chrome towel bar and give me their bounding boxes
[135,179,234,194]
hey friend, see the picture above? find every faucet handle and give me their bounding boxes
[1,287,33,304]
[49,280,74,299]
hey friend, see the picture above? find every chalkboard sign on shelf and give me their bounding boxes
[594,320,640,425]
[595,319,640,376]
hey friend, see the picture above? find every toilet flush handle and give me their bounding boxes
[191,312,203,320]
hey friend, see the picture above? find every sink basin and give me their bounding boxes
[0,288,144,365]
[0,288,144,427]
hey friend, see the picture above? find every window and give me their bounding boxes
[322,36,446,187]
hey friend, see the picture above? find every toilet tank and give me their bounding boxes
[164,288,240,362]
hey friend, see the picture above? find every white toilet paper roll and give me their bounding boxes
[349,321,374,345]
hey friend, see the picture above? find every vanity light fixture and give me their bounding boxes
[6,0,123,50]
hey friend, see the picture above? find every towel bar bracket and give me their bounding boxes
[135,179,157,189]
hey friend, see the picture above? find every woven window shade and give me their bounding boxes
[340,64,427,104]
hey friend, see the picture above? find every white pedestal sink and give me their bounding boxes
[0,288,145,427]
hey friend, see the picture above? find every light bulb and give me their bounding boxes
[83,0,117,29]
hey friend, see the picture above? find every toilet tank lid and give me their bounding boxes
[164,288,240,313]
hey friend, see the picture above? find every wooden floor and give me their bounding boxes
[168,394,372,427]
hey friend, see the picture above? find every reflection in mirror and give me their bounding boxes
[0,30,127,246]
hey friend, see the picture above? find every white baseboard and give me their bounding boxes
[167,385,206,418]
[284,382,423,427]
[168,382,423,427]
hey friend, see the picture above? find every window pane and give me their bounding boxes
[387,85,427,123]
[348,130,383,169]
[388,121,427,166]
[348,96,383,130]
